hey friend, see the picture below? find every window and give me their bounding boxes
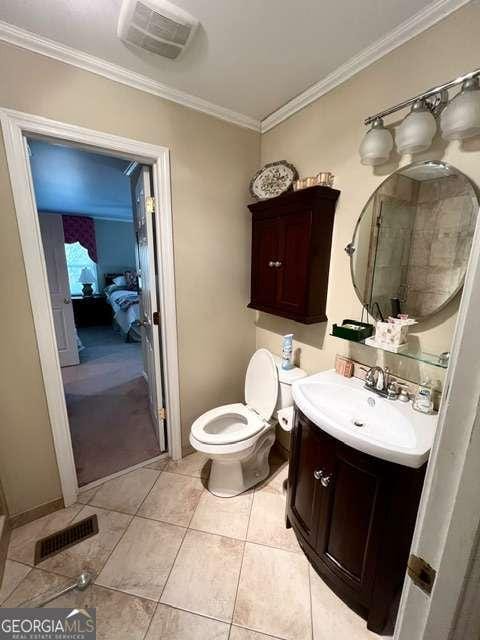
[64,242,98,295]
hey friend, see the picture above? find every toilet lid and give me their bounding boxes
[244,349,278,420]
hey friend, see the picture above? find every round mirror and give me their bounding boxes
[350,161,478,321]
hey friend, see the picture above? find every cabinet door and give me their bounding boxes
[288,410,335,548]
[316,443,385,604]
[250,217,279,307]
[276,211,311,313]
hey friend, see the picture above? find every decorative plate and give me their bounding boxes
[250,161,298,200]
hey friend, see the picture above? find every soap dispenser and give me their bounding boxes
[412,378,434,414]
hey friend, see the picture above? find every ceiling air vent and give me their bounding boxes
[118,0,199,60]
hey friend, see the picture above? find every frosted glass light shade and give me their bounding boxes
[441,80,480,140]
[359,119,393,166]
[395,104,437,154]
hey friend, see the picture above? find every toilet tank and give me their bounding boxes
[273,357,307,415]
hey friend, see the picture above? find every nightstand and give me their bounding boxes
[72,294,113,327]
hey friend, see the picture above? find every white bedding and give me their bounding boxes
[106,288,140,336]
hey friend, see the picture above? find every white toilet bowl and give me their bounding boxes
[189,349,306,497]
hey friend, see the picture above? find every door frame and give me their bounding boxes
[0,108,182,507]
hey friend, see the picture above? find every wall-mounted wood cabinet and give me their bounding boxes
[248,186,340,323]
[287,408,426,633]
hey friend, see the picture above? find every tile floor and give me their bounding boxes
[1,452,389,640]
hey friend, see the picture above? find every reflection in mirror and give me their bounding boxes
[351,162,478,321]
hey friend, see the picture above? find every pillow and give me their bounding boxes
[113,275,127,286]
[124,271,138,291]
[104,284,125,295]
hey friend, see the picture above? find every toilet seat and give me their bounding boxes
[191,403,265,445]
[190,349,279,447]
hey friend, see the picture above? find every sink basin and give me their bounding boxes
[292,370,437,468]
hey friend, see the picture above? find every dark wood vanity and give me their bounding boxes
[287,407,426,633]
[248,186,340,323]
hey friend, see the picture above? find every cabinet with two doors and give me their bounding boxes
[248,186,340,324]
[287,408,426,633]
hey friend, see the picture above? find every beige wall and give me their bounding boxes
[2,2,480,516]
[0,43,259,516]
[258,3,480,415]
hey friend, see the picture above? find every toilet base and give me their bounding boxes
[207,428,276,497]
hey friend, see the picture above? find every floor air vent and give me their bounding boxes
[34,514,99,565]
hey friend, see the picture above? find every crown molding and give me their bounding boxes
[0,20,261,132]
[0,0,470,136]
[261,0,471,133]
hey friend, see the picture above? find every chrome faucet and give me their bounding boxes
[365,366,399,399]
[365,366,386,392]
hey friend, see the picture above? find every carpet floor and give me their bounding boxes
[62,326,161,486]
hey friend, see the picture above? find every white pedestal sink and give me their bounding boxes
[292,370,438,468]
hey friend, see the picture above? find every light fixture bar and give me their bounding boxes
[364,67,480,126]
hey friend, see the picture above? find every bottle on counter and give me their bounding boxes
[412,378,434,414]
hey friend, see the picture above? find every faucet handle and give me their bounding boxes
[365,367,376,387]
[387,381,399,400]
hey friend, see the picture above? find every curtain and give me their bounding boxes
[62,215,97,262]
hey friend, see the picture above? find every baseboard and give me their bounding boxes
[8,497,64,530]
[0,515,10,589]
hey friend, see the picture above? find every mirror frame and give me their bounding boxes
[349,160,479,322]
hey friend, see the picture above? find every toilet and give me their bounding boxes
[189,348,306,497]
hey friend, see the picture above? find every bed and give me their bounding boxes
[104,272,141,342]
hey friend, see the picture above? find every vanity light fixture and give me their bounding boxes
[359,118,394,166]
[441,76,480,140]
[395,99,437,154]
[361,67,480,164]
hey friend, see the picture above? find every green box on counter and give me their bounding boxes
[331,319,374,342]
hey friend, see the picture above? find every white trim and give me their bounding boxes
[0,108,182,506]
[0,20,260,133]
[78,452,169,494]
[261,0,471,132]
[152,148,182,461]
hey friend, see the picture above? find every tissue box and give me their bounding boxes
[375,321,409,347]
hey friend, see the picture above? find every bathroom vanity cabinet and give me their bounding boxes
[287,408,426,633]
[248,186,340,323]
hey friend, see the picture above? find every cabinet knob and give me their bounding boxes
[274,261,282,268]
[268,261,275,267]
[321,474,333,488]
[313,469,324,480]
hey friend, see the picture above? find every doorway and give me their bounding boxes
[29,139,165,486]
[1,109,181,505]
